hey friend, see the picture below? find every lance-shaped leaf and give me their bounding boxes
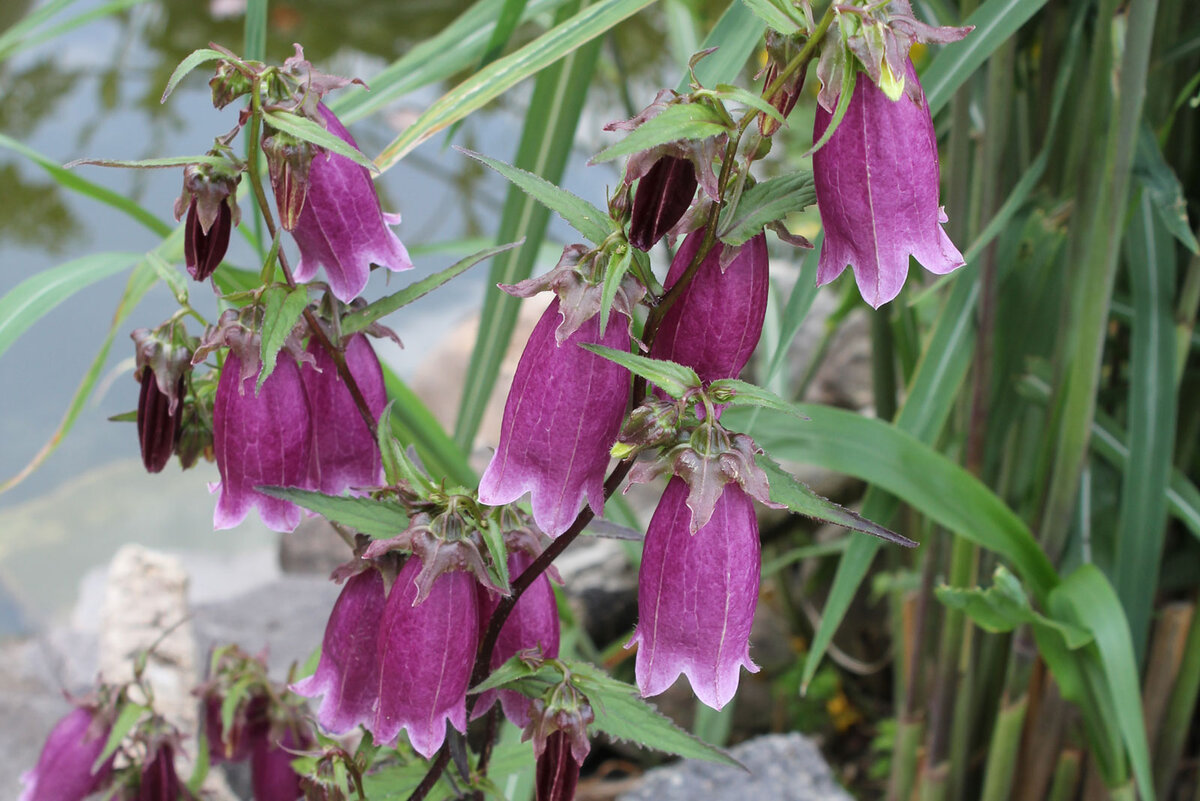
[591,102,730,164]
[256,486,409,537]
[715,171,815,246]
[580,345,699,399]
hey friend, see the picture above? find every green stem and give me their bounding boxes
[1045,750,1082,801]
[978,695,1028,801]
[1153,603,1200,799]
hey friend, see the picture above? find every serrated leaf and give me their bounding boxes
[257,286,309,391]
[471,655,558,694]
[262,110,378,173]
[716,171,815,246]
[598,247,632,337]
[739,0,804,33]
[567,662,739,765]
[458,148,614,244]
[66,154,230,170]
[255,486,409,537]
[161,48,227,103]
[757,454,914,546]
[935,566,1092,649]
[480,518,511,594]
[579,345,699,398]
[145,252,188,305]
[591,102,730,164]
[712,83,787,124]
[94,701,147,771]
[708,378,805,416]
[341,241,522,335]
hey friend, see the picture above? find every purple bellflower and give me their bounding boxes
[288,104,413,303]
[812,59,964,308]
[302,333,386,494]
[212,352,313,532]
[478,299,630,537]
[291,567,386,734]
[134,742,186,801]
[630,477,760,710]
[475,550,561,728]
[650,230,769,384]
[20,705,115,801]
[251,726,311,801]
[372,555,479,758]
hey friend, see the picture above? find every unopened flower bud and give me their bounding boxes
[175,164,241,282]
[210,61,253,110]
[758,31,807,137]
[262,131,315,232]
[137,368,183,473]
[535,730,582,801]
[135,741,185,801]
[628,156,698,252]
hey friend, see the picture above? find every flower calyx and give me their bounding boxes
[758,29,810,137]
[261,130,314,231]
[523,679,594,766]
[192,307,313,393]
[500,242,646,344]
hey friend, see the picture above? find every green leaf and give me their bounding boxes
[145,252,188,305]
[480,518,511,594]
[598,247,633,337]
[758,455,914,547]
[590,102,730,164]
[708,378,807,416]
[1049,565,1156,801]
[255,487,409,538]
[453,9,603,452]
[382,368,477,488]
[0,252,138,361]
[66,154,231,170]
[257,286,310,391]
[187,722,211,794]
[1132,123,1199,253]
[160,48,227,103]
[0,134,170,237]
[716,171,815,246]
[261,110,377,173]
[580,345,698,398]
[804,59,856,156]
[458,148,614,244]
[711,83,787,124]
[935,566,1092,649]
[471,655,555,694]
[95,701,147,771]
[739,0,803,33]
[568,662,739,765]
[341,241,521,336]
[921,0,1051,115]
[376,0,655,167]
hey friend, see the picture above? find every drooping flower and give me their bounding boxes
[212,352,313,532]
[134,742,186,801]
[251,725,311,801]
[630,477,760,710]
[535,730,583,801]
[478,299,630,537]
[650,229,769,384]
[475,549,560,728]
[291,567,386,734]
[203,692,266,764]
[301,334,386,494]
[524,691,592,801]
[285,103,413,303]
[20,705,115,801]
[175,164,240,283]
[628,155,698,252]
[131,328,191,474]
[812,59,964,307]
[372,555,479,758]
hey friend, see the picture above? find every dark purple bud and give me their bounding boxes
[630,478,760,710]
[478,299,630,537]
[301,334,386,495]
[371,556,479,758]
[650,230,769,384]
[288,104,413,303]
[251,726,311,801]
[176,164,240,283]
[290,568,385,734]
[136,742,185,801]
[758,31,808,137]
[184,198,232,282]
[474,550,560,728]
[137,368,184,473]
[628,156,698,251]
[535,730,581,801]
[19,705,115,801]
[813,60,964,307]
[212,352,314,532]
[262,131,315,232]
[204,691,267,764]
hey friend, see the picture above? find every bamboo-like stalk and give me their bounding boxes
[1013,677,1069,801]
[1142,603,1195,746]
[1154,600,1200,798]
[1046,749,1083,801]
[978,694,1027,801]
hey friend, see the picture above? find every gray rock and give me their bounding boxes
[618,733,852,801]
[279,517,352,575]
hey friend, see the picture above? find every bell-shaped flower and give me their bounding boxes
[475,549,560,728]
[650,230,769,384]
[251,726,311,801]
[131,328,191,474]
[286,104,413,303]
[372,555,479,758]
[134,742,185,801]
[291,567,386,734]
[812,59,964,308]
[478,299,630,537]
[20,705,115,801]
[630,477,760,710]
[302,334,386,494]
[212,352,313,532]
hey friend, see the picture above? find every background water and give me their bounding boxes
[0,0,682,633]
